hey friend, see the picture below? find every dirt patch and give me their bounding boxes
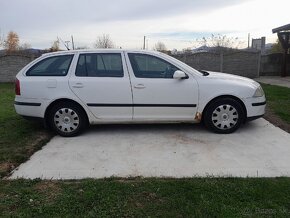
[116,177,144,183]
[34,181,61,201]
[130,191,165,209]
[0,163,15,173]
[264,106,290,134]
[170,133,206,145]
[25,130,53,156]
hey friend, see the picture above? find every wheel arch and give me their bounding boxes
[44,98,89,127]
[201,95,247,122]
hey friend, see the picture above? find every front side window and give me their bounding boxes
[128,53,179,78]
[76,53,123,77]
[26,55,73,76]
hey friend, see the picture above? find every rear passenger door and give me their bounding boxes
[69,52,133,121]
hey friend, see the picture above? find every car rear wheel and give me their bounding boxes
[204,98,245,134]
[48,102,87,137]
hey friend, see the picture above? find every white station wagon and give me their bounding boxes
[14,49,266,136]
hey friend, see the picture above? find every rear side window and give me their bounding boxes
[76,53,123,77]
[128,53,179,78]
[26,55,73,76]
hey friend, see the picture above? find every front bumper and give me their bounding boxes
[243,96,266,118]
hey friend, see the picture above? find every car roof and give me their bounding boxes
[41,49,163,57]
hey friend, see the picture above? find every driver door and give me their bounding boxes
[125,52,199,121]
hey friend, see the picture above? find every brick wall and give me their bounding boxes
[0,54,35,82]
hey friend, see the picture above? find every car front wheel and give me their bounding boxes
[204,98,245,134]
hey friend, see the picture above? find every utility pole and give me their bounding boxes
[248,33,250,48]
[71,35,75,50]
[143,36,146,50]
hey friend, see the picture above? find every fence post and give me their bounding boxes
[257,51,261,78]
[220,52,223,72]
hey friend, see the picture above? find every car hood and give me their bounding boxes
[204,71,260,88]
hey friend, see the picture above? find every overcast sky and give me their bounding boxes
[0,0,289,50]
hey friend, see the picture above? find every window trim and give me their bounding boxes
[128,53,181,79]
[75,53,124,78]
[26,54,74,77]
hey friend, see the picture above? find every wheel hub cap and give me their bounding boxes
[63,116,71,123]
[222,113,228,120]
[54,108,79,133]
[212,104,239,130]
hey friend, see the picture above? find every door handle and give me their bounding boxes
[134,84,145,89]
[72,83,84,88]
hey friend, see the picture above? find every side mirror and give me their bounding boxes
[173,70,188,79]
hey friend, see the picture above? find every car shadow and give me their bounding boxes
[87,122,205,133]
[85,120,260,135]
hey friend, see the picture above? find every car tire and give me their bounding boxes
[48,102,87,137]
[203,98,245,134]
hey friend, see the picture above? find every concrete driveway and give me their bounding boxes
[10,119,290,179]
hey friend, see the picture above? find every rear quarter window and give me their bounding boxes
[26,55,74,76]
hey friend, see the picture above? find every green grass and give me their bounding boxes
[1,83,290,217]
[261,84,290,124]
[0,83,52,177]
[1,178,290,217]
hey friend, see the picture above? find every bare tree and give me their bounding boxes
[19,43,31,50]
[50,39,60,52]
[0,30,4,48]
[196,34,243,52]
[4,31,20,52]
[154,41,167,52]
[94,34,115,49]
[182,48,192,54]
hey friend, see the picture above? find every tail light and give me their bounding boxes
[15,78,20,95]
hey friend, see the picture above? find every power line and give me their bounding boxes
[57,36,70,50]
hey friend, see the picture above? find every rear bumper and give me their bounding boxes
[14,100,45,118]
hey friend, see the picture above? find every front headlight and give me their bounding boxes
[253,86,264,97]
